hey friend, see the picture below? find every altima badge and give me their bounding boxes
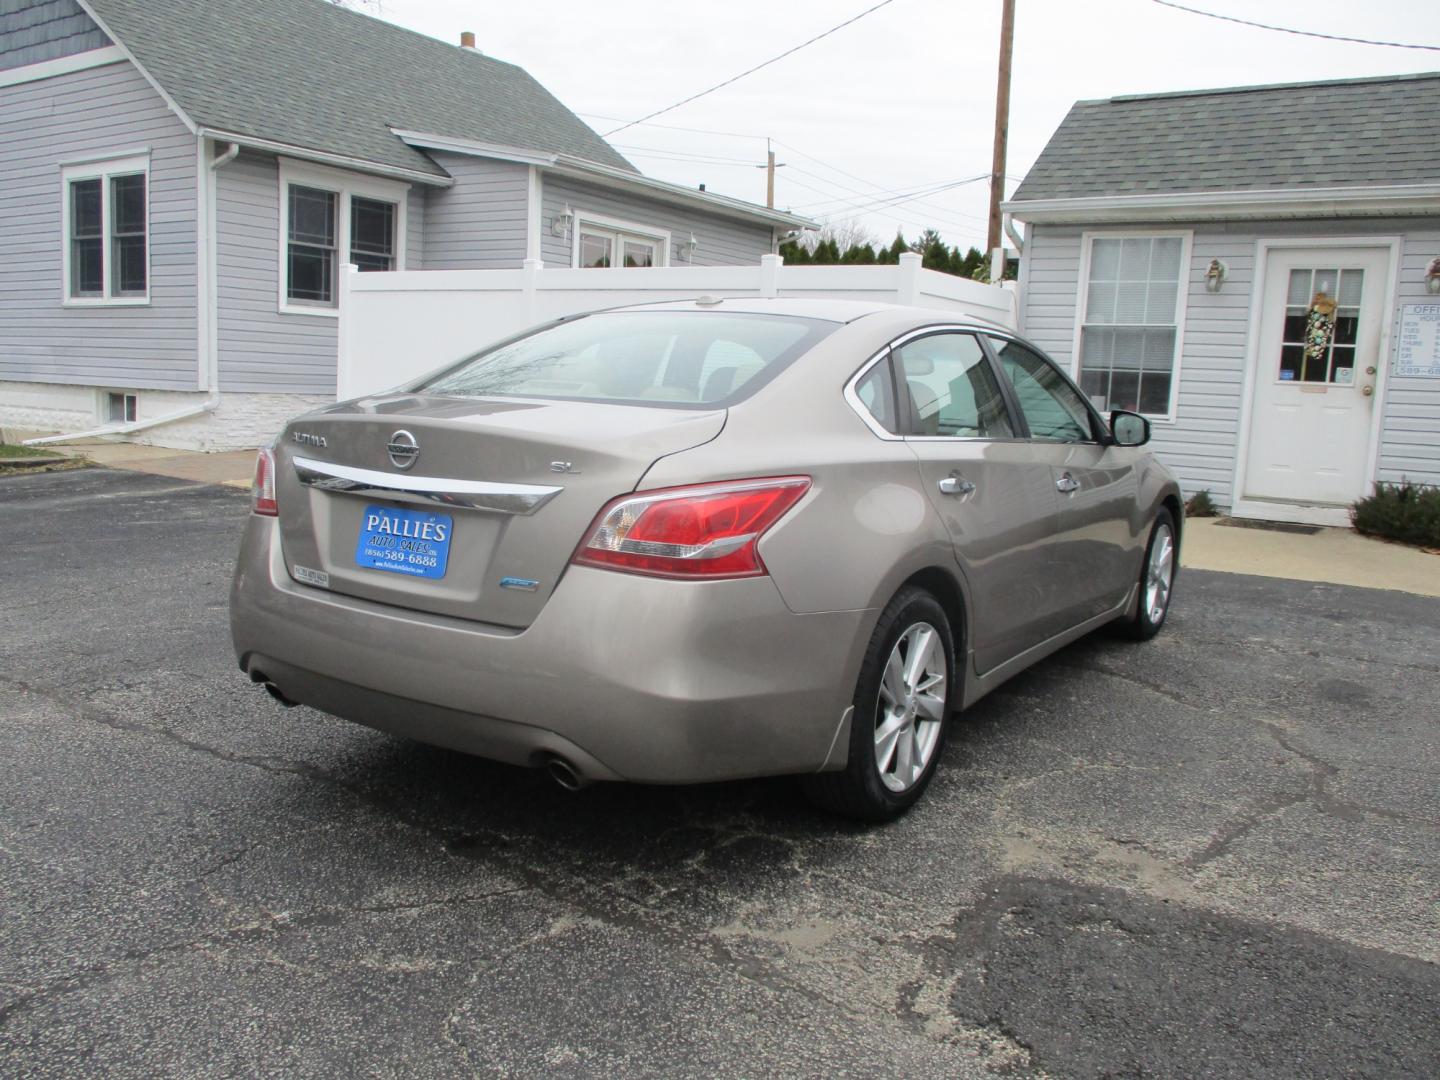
[292,432,327,448]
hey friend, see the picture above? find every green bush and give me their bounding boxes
[1184,489,1218,518]
[1350,482,1440,548]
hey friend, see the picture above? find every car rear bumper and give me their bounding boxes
[230,515,871,783]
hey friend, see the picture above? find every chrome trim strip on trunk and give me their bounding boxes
[292,457,563,515]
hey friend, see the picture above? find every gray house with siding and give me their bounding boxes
[0,0,809,450]
[1006,73,1440,527]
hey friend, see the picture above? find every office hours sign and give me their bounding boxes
[1396,304,1440,378]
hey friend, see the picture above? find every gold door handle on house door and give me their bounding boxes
[1362,385,1374,396]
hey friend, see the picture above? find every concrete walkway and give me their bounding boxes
[53,440,256,489]
[1181,516,1438,597]
[32,441,1438,597]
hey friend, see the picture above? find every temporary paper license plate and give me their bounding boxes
[355,504,452,580]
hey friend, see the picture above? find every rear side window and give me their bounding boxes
[989,337,1095,442]
[893,332,1014,438]
[420,311,835,407]
[854,357,900,433]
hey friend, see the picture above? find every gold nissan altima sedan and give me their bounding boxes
[231,298,1181,820]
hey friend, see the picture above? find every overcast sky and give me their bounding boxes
[370,0,1440,251]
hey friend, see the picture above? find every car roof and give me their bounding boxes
[611,296,1011,330]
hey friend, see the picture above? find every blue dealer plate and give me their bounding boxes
[355,504,452,580]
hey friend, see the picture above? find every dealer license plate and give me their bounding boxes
[355,504,452,580]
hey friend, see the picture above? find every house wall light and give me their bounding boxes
[1203,258,1227,293]
[1425,256,1440,295]
[551,204,573,238]
[679,233,698,263]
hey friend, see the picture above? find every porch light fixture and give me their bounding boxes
[551,204,573,238]
[680,233,698,262]
[1425,257,1440,295]
[1203,258,1227,293]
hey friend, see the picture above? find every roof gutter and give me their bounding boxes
[1004,182,1440,224]
[196,128,454,187]
[391,129,815,229]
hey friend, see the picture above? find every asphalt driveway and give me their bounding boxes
[1,466,1436,1078]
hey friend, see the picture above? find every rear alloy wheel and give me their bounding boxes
[1121,508,1177,640]
[802,587,955,821]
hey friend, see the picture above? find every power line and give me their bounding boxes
[778,173,985,241]
[783,164,991,229]
[580,113,766,142]
[602,0,903,137]
[791,175,991,217]
[612,143,759,166]
[1151,1,1440,50]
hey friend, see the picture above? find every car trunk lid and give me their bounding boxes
[273,394,725,627]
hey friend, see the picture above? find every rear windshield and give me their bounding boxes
[418,311,837,408]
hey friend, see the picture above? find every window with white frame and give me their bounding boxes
[1076,234,1187,417]
[61,155,149,304]
[279,160,406,313]
[574,215,668,269]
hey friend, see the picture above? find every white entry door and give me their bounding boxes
[1242,246,1388,517]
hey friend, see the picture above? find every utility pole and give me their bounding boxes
[766,138,777,209]
[757,138,785,209]
[987,0,1015,262]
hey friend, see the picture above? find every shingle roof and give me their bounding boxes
[1011,71,1440,202]
[83,0,635,179]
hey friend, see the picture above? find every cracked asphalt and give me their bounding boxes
[2,466,1437,1079]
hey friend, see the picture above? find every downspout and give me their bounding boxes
[1003,212,1024,257]
[26,141,240,447]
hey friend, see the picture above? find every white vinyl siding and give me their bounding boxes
[421,152,529,270]
[1019,217,1440,505]
[0,59,197,391]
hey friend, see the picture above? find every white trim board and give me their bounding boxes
[1228,235,1402,525]
[0,45,125,88]
[1006,184,1440,224]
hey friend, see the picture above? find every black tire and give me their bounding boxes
[1119,508,1177,641]
[802,586,956,822]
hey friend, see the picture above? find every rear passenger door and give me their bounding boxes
[887,331,1064,674]
[986,336,1139,631]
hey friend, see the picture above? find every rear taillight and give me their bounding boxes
[572,477,811,579]
[252,448,278,517]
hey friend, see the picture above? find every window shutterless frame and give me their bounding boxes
[1070,229,1193,423]
[59,153,150,306]
[570,210,670,268]
[843,325,1028,442]
[277,158,408,316]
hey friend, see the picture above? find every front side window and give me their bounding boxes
[421,312,834,407]
[1078,235,1185,416]
[576,220,665,268]
[893,333,1014,438]
[280,162,405,311]
[63,157,148,303]
[991,337,1094,442]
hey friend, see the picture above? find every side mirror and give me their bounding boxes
[1110,410,1150,447]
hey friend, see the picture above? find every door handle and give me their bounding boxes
[1055,474,1081,494]
[937,476,976,496]
[1362,385,1374,397]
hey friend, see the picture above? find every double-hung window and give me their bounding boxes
[575,215,668,269]
[1076,233,1189,418]
[279,160,406,313]
[61,155,149,304]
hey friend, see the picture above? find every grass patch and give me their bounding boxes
[1351,482,1440,548]
[0,443,52,459]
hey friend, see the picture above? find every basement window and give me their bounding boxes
[106,392,138,424]
[61,155,149,305]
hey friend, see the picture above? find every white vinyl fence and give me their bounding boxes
[336,253,1017,399]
